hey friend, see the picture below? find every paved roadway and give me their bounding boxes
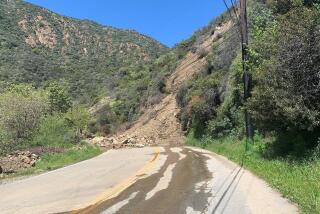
[0,147,298,214]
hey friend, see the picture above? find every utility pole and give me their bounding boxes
[240,0,254,140]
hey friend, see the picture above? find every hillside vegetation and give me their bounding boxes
[0,0,167,103]
[177,0,320,157]
[179,1,320,212]
[0,0,226,176]
[0,0,190,175]
[0,0,176,145]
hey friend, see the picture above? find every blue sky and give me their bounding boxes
[24,0,227,47]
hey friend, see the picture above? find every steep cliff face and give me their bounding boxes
[0,0,167,100]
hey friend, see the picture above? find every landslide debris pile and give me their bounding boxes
[89,21,233,149]
[0,151,39,174]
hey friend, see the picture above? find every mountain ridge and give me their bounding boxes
[0,0,168,101]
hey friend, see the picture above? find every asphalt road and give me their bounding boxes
[0,147,298,214]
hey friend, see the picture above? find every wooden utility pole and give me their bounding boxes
[240,0,254,140]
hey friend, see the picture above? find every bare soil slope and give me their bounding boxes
[94,21,233,147]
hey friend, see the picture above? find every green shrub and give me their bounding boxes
[267,0,293,14]
[65,106,90,136]
[176,83,189,108]
[0,85,49,142]
[88,119,99,134]
[47,82,72,113]
[191,99,214,137]
[90,104,120,135]
[246,6,320,153]
[0,128,11,155]
[207,117,233,138]
[31,114,76,148]
[181,110,190,132]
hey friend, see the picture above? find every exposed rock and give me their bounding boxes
[30,160,36,167]
[18,19,28,31]
[126,143,145,148]
[88,134,147,149]
[89,136,105,146]
[0,151,40,174]
[112,144,122,149]
[122,137,137,145]
[105,137,115,144]
[25,35,37,47]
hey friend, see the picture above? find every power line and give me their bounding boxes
[221,0,241,41]
[198,25,239,54]
[230,0,240,22]
[212,30,240,47]
[222,0,236,21]
[223,0,240,24]
[220,0,254,140]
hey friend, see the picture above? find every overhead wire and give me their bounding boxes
[197,1,251,213]
[222,0,241,38]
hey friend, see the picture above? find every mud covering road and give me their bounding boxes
[0,147,298,214]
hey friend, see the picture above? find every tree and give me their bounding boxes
[246,5,320,155]
[65,106,90,136]
[276,8,320,122]
[47,82,72,113]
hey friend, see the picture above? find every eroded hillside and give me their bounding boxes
[91,20,234,147]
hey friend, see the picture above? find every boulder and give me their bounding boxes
[6,169,15,174]
[122,137,137,145]
[135,143,145,148]
[105,137,116,144]
[112,144,122,149]
[30,160,36,167]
